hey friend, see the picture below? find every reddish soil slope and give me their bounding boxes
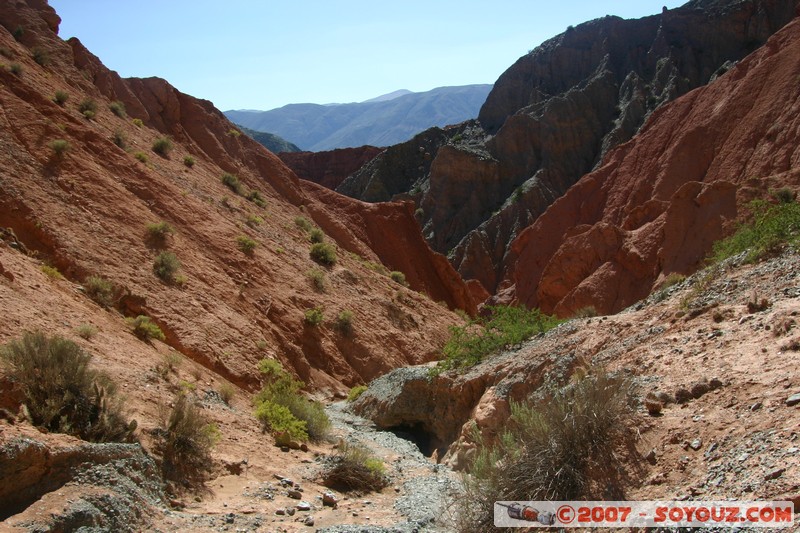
[0,0,472,394]
[504,16,800,316]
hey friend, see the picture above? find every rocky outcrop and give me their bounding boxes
[280,146,382,190]
[505,15,800,315]
[1,427,164,530]
[335,0,799,296]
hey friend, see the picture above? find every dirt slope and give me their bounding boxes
[0,0,472,394]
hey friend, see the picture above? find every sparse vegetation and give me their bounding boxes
[221,173,243,194]
[310,242,337,266]
[152,136,173,157]
[40,264,64,280]
[228,128,241,137]
[662,272,686,288]
[108,100,126,118]
[48,139,70,157]
[572,306,598,319]
[84,275,115,308]
[236,235,257,255]
[153,250,181,282]
[12,26,24,41]
[389,270,407,286]
[146,221,175,246]
[132,118,143,127]
[134,151,148,163]
[9,63,22,75]
[183,155,195,168]
[306,268,326,292]
[254,359,330,442]
[322,441,388,493]
[304,306,324,326]
[53,90,69,106]
[434,305,561,373]
[454,368,637,532]
[347,385,367,403]
[334,310,354,336]
[711,199,800,264]
[126,315,166,342]
[0,331,137,442]
[154,393,219,493]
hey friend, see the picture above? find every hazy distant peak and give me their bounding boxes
[363,89,413,103]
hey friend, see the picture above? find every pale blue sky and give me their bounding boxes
[49,1,686,111]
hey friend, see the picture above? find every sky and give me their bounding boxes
[49,1,686,112]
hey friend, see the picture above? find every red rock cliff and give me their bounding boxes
[504,16,800,316]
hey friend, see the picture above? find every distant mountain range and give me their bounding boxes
[224,85,492,152]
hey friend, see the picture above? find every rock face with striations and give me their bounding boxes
[335,0,799,296]
[279,146,382,190]
[504,14,800,315]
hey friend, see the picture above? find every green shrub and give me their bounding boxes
[153,250,180,282]
[322,442,388,492]
[662,272,686,289]
[126,315,166,341]
[309,228,325,243]
[310,242,336,266]
[306,268,326,292]
[247,190,266,208]
[183,155,195,168]
[152,136,173,157]
[155,393,219,492]
[132,118,143,127]
[236,235,257,255]
[228,128,241,137]
[771,188,796,204]
[134,151,148,163]
[389,271,407,286]
[347,385,367,403]
[78,98,97,114]
[0,331,136,442]
[53,90,69,106]
[455,368,636,532]
[12,26,24,41]
[75,323,98,340]
[82,110,95,120]
[711,199,800,263]
[84,275,115,308]
[246,214,264,228]
[434,305,561,373]
[304,306,324,326]
[334,310,354,336]
[255,401,308,441]
[48,139,70,157]
[108,100,126,118]
[221,173,243,194]
[112,130,127,149]
[146,221,175,245]
[40,264,64,280]
[294,216,313,232]
[9,62,22,75]
[254,358,330,442]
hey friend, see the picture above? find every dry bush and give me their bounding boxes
[453,368,639,532]
[322,441,388,493]
[154,393,219,493]
[0,331,136,442]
